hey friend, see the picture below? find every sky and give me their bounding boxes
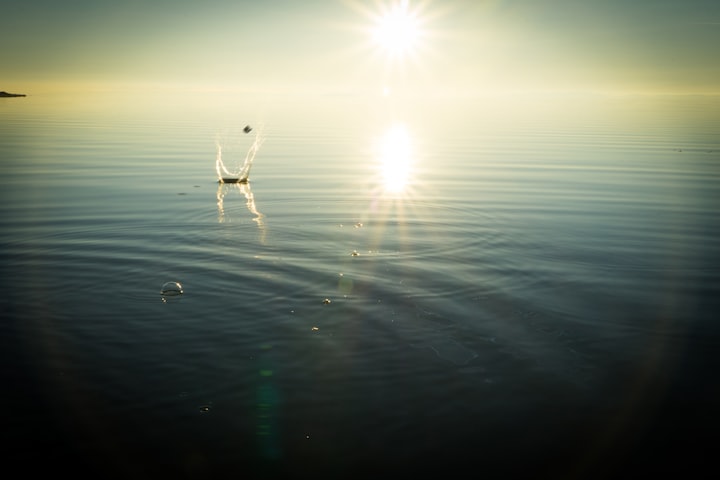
[2,0,719,95]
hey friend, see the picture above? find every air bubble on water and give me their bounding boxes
[161,281,183,296]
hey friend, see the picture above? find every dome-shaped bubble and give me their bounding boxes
[160,281,183,296]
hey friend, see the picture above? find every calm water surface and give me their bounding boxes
[1,92,719,478]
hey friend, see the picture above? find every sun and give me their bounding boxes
[372,1,421,57]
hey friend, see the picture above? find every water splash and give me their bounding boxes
[216,126,264,183]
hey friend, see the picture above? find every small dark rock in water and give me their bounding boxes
[244,125,252,133]
[0,91,26,98]
[219,177,248,184]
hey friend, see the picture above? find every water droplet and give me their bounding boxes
[161,281,183,296]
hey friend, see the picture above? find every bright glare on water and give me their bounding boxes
[377,123,413,193]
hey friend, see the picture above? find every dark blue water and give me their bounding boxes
[2,91,719,478]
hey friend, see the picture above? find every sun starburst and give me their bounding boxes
[371,0,422,58]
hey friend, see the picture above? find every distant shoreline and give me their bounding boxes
[0,91,26,97]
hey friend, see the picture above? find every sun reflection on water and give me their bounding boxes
[377,123,414,194]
